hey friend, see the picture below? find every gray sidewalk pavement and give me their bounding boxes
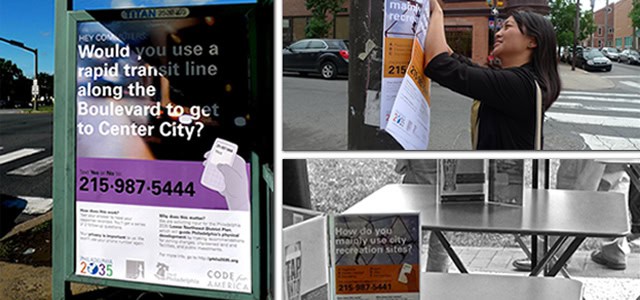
[450,246,640,279]
[558,64,616,91]
[442,246,640,300]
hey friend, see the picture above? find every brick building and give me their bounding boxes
[282,0,350,45]
[613,0,639,49]
[593,3,615,48]
[283,0,551,63]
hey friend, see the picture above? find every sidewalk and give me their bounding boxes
[558,64,616,90]
[452,246,640,279]
[445,246,640,300]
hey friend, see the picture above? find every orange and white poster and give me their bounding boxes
[380,0,426,128]
[333,213,420,300]
[384,0,431,150]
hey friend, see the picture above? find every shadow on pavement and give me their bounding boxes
[0,194,27,237]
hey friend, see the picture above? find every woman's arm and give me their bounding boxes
[425,54,536,119]
[424,0,452,66]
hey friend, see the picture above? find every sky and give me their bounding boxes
[0,0,248,78]
[0,0,625,77]
[0,1,55,77]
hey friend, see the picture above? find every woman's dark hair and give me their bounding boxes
[511,10,561,110]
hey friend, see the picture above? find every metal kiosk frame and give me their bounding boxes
[52,1,274,299]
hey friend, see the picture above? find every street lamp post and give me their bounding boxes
[572,0,581,71]
[0,37,38,110]
[590,0,595,47]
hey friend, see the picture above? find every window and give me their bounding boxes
[598,40,602,47]
[598,26,603,36]
[308,40,327,49]
[616,38,622,48]
[624,37,633,48]
[290,40,309,50]
[609,28,614,34]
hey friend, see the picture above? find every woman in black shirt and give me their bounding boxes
[424,0,560,150]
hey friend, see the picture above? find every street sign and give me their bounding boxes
[31,80,39,96]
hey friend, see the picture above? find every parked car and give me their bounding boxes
[619,49,640,65]
[600,47,620,62]
[576,48,612,71]
[562,46,583,64]
[283,39,349,79]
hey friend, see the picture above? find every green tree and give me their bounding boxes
[305,0,345,38]
[36,72,54,99]
[549,0,596,53]
[550,0,575,54]
[630,0,640,48]
[580,10,596,42]
[0,58,26,101]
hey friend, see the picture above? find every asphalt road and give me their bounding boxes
[283,74,349,150]
[0,113,53,198]
[602,61,640,93]
[545,61,640,150]
[283,61,640,150]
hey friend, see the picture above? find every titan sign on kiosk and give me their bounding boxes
[53,1,273,299]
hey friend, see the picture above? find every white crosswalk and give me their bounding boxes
[548,89,640,150]
[621,81,640,90]
[0,147,52,177]
[7,156,54,176]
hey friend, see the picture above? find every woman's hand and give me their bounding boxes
[424,0,449,66]
[429,0,442,13]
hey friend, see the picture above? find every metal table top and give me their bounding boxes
[344,184,629,237]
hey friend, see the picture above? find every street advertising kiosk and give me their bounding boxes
[53,1,273,299]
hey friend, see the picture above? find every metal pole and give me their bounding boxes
[604,0,609,47]
[572,0,580,71]
[34,48,38,111]
[590,0,594,47]
[333,11,337,38]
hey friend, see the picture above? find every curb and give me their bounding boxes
[0,211,52,242]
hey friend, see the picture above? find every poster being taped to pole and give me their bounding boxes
[384,0,431,150]
[380,0,426,128]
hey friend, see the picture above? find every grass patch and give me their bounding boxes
[22,105,54,113]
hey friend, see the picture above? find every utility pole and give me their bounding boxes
[604,0,609,47]
[572,0,581,71]
[590,0,595,47]
[0,37,38,110]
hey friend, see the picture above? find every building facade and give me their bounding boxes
[282,0,349,45]
[613,0,639,49]
[593,3,615,48]
[283,0,551,63]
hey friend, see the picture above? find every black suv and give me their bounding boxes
[283,39,349,79]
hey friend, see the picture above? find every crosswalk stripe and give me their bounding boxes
[0,148,45,165]
[557,95,640,105]
[552,102,640,114]
[7,156,53,176]
[602,75,640,79]
[578,133,640,150]
[560,91,640,98]
[621,81,640,90]
[546,112,640,128]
